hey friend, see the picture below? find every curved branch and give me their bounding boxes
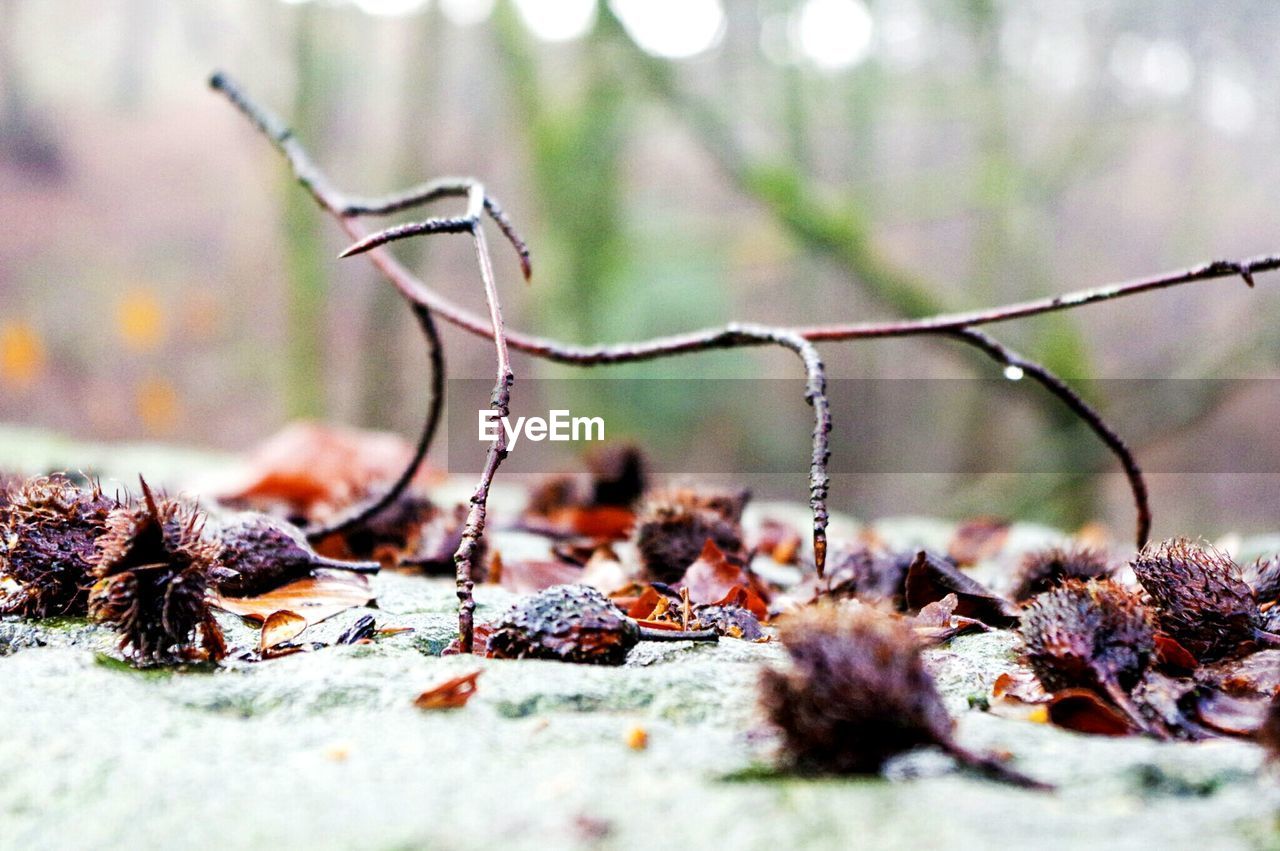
[949,328,1151,549]
[303,303,445,543]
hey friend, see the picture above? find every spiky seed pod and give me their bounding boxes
[760,606,954,774]
[1245,557,1280,606]
[1131,539,1275,662]
[0,476,118,617]
[488,584,642,665]
[1012,546,1114,602]
[88,482,225,664]
[213,513,379,597]
[634,489,746,583]
[1021,579,1155,694]
[761,606,1048,788]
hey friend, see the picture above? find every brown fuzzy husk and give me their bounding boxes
[1132,539,1265,662]
[88,482,226,664]
[0,476,118,617]
[634,489,747,583]
[1020,579,1155,695]
[1012,546,1114,602]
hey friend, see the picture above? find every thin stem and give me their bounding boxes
[950,328,1151,549]
[453,193,514,653]
[304,303,445,543]
[718,323,830,576]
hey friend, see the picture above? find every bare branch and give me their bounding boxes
[950,328,1151,549]
[210,70,1280,641]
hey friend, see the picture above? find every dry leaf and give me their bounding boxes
[1193,690,1268,736]
[904,551,1019,627]
[213,571,373,628]
[679,540,752,606]
[260,609,307,655]
[414,671,482,710]
[1045,689,1134,736]
[210,421,435,520]
[1154,633,1198,671]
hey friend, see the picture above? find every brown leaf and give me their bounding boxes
[443,622,494,656]
[1045,689,1134,736]
[414,671,482,710]
[948,517,1010,566]
[993,670,1051,703]
[213,571,374,628]
[260,609,307,655]
[625,587,666,620]
[211,421,436,520]
[708,584,769,620]
[498,560,583,594]
[904,551,1019,627]
[1154,633,1198,672]
[679,540,750,607]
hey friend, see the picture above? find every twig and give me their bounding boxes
[303,302,445,543]
[714,324,830,576]
[210,71,1277,640]
[447,186,516,652]
[950,328,1151,548]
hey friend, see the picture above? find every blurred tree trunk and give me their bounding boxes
[281,4,328,419]
[359,11,441,429]
[492,3,627,346]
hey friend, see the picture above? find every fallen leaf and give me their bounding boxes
[904,551,1019,627]
[1154,633,1198,671]
[912,593,988,644]
[336,614,377,645]
[1198,650,1280,697]
[948,517,1010,566]
[210,421,436,520]
[1045,688,1134,736]
[213,571,374,628]
[260,609,307,655]
[679,540,751,606]
[443,623,494,656]
[414,671,482,710]
[709,585,769,621]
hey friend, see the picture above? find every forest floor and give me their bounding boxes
[0,426,1276,850]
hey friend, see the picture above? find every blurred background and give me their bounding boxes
[2,0,1280,538]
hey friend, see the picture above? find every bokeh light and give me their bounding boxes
[610,0,725,60]
[512,0,596,43]
[793,0,874,72]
